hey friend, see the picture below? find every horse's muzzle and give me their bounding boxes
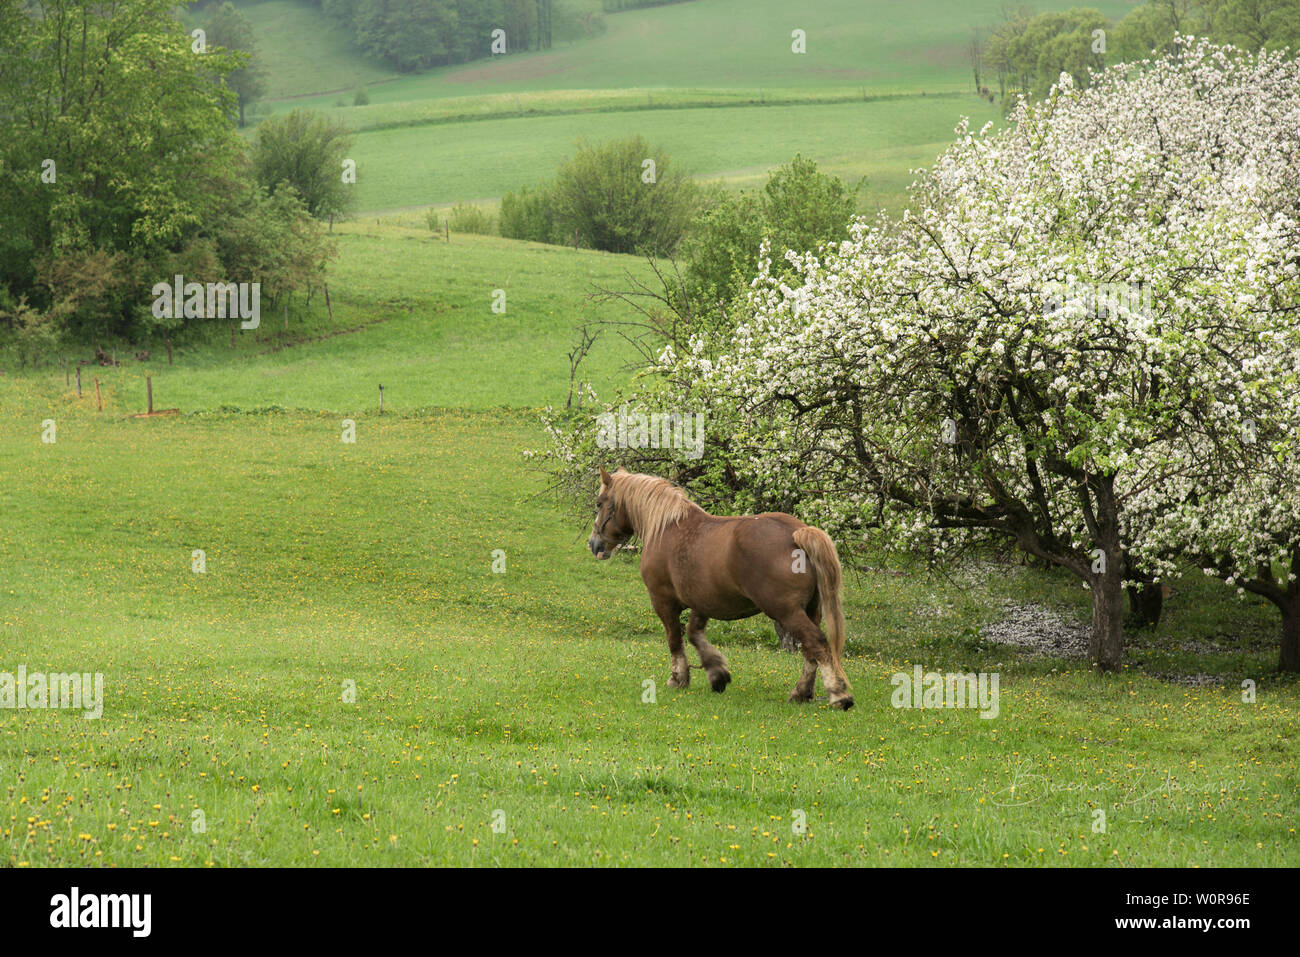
[588,535,611,560]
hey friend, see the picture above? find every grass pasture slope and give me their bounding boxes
[105,225,651,412]
[2,225,1296,867]
[346,96,1002,213]
[244,0,1133,214]
[221,0,399,100]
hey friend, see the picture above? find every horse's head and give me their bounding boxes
[589,466,632,560]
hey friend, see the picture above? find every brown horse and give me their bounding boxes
[588,467,854,709]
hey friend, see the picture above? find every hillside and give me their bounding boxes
[229,0,1133,213]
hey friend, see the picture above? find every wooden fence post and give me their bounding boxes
[146,375,153,415]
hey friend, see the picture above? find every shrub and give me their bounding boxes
[675,155,862,327]
[499,185,561,244]
[443,202,496,236]
[549,135,700,255]
[252,109,355,220]
[673,191,766,323]
[760,155,862,259]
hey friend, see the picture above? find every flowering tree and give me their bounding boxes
[651,38,1300,671]
[1119,41,1300,673]
[1125,229,1300,670]
[1130,435,1300,671]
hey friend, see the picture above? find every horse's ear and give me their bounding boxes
[600,466,612,486]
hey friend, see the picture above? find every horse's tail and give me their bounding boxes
[793,525,846,669]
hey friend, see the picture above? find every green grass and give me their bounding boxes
[1,227,1297,867]
[260,0,1135,103]
[281,87,966,129]
[46,225,648,413]
[2,398,1295,867]
[233,0,398,101]
[338,95,998,213]
[233,0,1120,214]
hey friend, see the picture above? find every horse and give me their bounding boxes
[587,467,854,709]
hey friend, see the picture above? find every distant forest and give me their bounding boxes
[294,0,702,73]
[972,0,1300,103]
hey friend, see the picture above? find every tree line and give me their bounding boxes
[309,0,598,72]
[971,0,1300,103]
[0,0,344,353]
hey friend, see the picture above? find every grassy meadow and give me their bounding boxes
[235,0,398,99]
[1,0,1296,870]
[2,224,1297,867]
[244,0,1138,102]
[342,96,1000,213]
[233,0,1129,214]
[89,225,649,412]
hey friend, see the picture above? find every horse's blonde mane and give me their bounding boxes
[610,471,701,544]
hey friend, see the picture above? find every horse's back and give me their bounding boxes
[646,512,815,620]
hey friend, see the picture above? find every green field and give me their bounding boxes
[2,226,1297,867]
[344,96,999,213]
[248,0,1137,102]
[234,0,1130,214]
[215,0,400,100]
[88,225,649,412]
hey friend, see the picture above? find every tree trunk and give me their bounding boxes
[1080,475,1126,670]
[1280,604,1300,673]
[1242,551,1300,672]
[1126,580,1163,629]
[1090,565,1125,671]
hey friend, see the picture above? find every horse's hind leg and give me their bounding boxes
[652,596,690,689]
[779,610,853,710]
[787,599,819,702]
[688,611,731,693]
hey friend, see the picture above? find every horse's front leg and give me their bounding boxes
[688,611,731,693]
[789,658,817,703]
[652,596,690,689]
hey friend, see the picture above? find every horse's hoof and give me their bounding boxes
[709,670,731,693]
[830,695,854,711]
[788,690,813,704]
[668,674,690,689]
